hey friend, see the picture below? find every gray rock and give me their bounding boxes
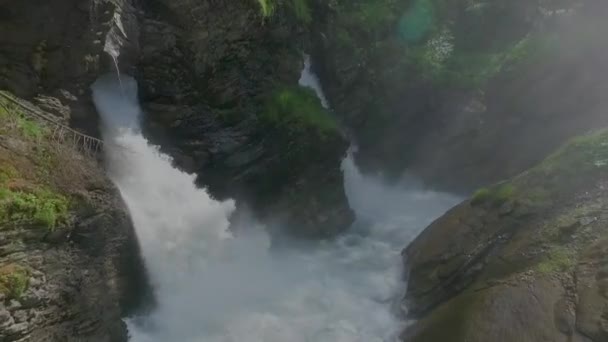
[7,300,21,311]
[12,310,28,323]
[0,307,14,328]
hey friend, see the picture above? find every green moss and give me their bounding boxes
[471,187,491,205]
[255,0,311,23]
[535,246,577,275]
[495,183,515,202]
[256,0,276,17]
[471,183,514,206]
[0,264,29,300]
[260,86,338,137]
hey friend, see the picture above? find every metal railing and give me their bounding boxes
[0,91,104,154]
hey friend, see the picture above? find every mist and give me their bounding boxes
[91,72,459,342]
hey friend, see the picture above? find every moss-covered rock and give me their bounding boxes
[403,128,608,341]
[140,0,354,238]
[260,85,338,136]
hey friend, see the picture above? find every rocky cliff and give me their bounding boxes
[137,0,353,237]
[1,0,354,234]
[0,93,147,341]
[312,0,608,192]
[403,128,608,341]
[0,1,147,340]
[3,0,608,340]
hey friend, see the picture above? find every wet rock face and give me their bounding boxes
[0,196,140,342]
[402,131,608,341]
[1,0,354,237]
[0,94,148,341]
[0,0,139,135]
[313,0,608,193]
[137,0,354,237]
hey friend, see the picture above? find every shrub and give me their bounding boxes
[261,86,338,136]
[471,187,491,205]
[0,188,69,230]
[16,116,45,139]
[255,0,311,23]
[0,264,30,300]
[470,183,514,206]
[0,94,46,139]
[536,247,576,275]
[256,0,276,17]
[494,183,514,203]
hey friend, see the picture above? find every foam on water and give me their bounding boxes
[92,73,459,342]
[299,54,330,109]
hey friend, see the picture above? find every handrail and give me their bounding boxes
[0,91,104,153]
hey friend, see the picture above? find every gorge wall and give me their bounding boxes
[2,0,608,340]
[312,0,608,192]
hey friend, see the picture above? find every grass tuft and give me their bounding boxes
[471,183,514,206]
[0,168,69,231]
[255,0,311,23]
[256,0,276,17]
[0,264,30,300]
[536,247,577,275]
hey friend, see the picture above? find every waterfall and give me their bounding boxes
[299,54,330,109]
[91,73,459,342]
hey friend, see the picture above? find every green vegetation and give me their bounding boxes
[16,116,45,139]
[261,86,338,136]
[0,166,69,230]
[0,264,30,300]
[471,188,491,205]
[471,183,514,206]
[536,246,577,275]
[406,32,548,88]
[290,0,311,24]
[0,92,72,231]
[494,183,515,203]
[255,0,311,23]
[256,0,276,17]
[0,94,47,139]
[0,188,69,230]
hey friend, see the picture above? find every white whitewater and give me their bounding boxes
[299,54,330,108]
[92,73,459,342]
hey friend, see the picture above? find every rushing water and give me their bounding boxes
[91,73,459,342]
[299,54,330,109]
